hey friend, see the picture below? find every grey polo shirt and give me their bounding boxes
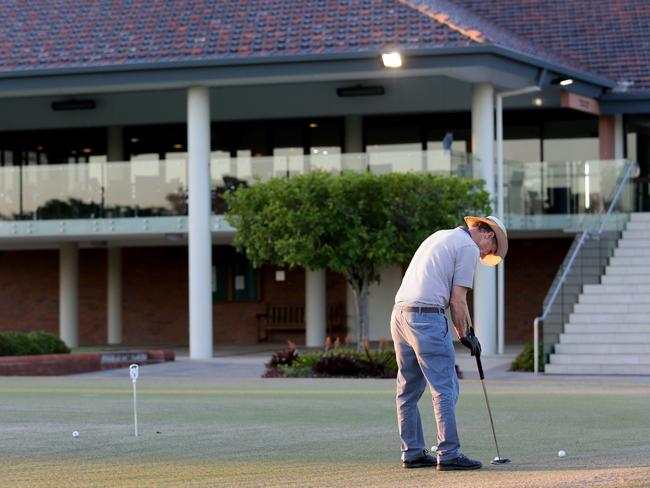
[394,227,479,309]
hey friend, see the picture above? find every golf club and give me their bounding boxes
[466,323,511,465]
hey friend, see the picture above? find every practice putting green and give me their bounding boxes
[0,376,648,487]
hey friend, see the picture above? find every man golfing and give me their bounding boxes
[390,215,508,470]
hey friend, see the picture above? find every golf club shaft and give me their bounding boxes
[480,377,501,459]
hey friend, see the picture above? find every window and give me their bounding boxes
[212,247,259,302]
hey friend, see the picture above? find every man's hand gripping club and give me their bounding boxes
[460,304,481,357]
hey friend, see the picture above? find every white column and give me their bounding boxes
[107,247,122,344]
[614,114,624,160]
[345,115,363,153]
[107,126,124,161]
[106,127,124,345]
[187,86,213,359]
[345,115,363,340]
[305,269,327,347]
[471,83,497,355]
[59,243,79,348]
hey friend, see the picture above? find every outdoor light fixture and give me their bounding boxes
[51,99,96,111]
[551,77,574,86]
[336,85,385,97]
[309,122,318,128]
[173,143,183,149]
[533,97,543,107]
[382,51,402,68]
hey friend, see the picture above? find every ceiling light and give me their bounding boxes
[51,99,96,111]
[381,51,402,68]
[336,85,385,97]
[309,123,318,128]
[533,97,543,107]
[82,148,93,154]
[173,143,183,149]
[559,78,574,86]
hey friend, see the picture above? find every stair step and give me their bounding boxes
[617,240,649,248]
[560,333,650,343]
[545,363,650,375]
[583,283,650,293]
[568,314,650,324]
[555,343,650,354]
[614,247,650,257]
[574,303,650,313]
[579,293,650,304]
[550,353,650,365]
[602,275,650,284]
[606,266,650,275]
[609,256,650,266]
[629,213,650,222]
[622,230,650,238]
[566,323,650,333]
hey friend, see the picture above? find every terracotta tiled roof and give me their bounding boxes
[450,0,650,92]
[0,0,645,92]
[0,0,479,72]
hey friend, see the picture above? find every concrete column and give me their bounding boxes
[107,247,122,344]
[187,86,213,359]
[599,115,616,160]
[107,126,124,161]
[345,115,363,341]
[471,83,497,355]
[614,114,624,160]
[305,268,327,347]
[106,127,124,344]
[345,115,363,153]
[59,243,79,348]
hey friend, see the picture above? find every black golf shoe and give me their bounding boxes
[436,453,482,471]
[401,449,437,469]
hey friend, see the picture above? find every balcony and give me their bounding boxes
[0,150,636,242]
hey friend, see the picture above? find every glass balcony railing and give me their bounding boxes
[0,151,636,231]
[503,158,636,230]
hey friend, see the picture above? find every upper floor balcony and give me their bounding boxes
[0,149,637,242]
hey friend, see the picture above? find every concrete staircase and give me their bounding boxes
[546,213,650,375]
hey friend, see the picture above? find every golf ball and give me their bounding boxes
[558,450,566,458]
[493,456,500,462]
[72,431,80,438]
[430,445,437,452]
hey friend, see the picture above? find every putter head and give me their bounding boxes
[491,457,511,465]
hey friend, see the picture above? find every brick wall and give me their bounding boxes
[0,246,348,347]
[505,237,573,343]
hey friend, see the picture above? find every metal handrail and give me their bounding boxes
[533,160,639,374]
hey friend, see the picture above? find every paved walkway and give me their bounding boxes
[73,343,650,384]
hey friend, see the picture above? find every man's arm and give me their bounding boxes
[449,285,470,339]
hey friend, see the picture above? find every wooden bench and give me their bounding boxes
[256,303,347,342]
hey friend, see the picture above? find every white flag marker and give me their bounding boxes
[129,364,140,437]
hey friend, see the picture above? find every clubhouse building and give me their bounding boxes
[1,1,649,372]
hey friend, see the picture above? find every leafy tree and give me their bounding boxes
[225,171,490,344]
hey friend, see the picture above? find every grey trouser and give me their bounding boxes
[390,305,460,462]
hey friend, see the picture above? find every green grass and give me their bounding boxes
[0,377,649,487]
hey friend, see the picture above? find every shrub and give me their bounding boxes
[313,353,361,377]
[0,331,70,356]
[265,348,299,369]
[27,331,71,354]
[510,342,544,372]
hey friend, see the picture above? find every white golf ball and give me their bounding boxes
[72,431,80,438]
[430,445,437,452]
[558,450,566,458]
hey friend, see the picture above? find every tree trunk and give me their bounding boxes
[348,276,370,348]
